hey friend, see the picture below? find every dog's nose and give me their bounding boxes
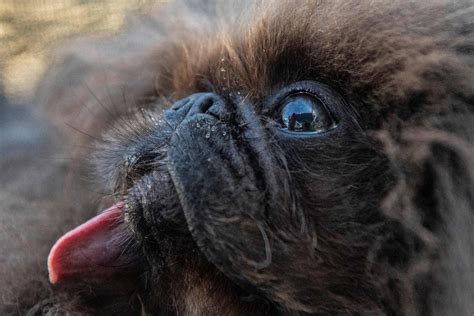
[164,93,227,128]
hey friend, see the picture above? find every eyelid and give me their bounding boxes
[264,81,335,115]
[278,91,322,106]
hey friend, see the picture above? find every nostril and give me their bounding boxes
[206,100,228,119]
[170,93,218,115]
[166,93,228,122]
[186,93,221,117]
[171,97,192,111]
[164,93,229,129]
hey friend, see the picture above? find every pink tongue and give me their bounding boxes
[48,202,129,284]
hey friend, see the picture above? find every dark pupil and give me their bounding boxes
[281,95,332,132]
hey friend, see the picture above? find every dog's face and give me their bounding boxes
[100,82,388,313]
[46,1,473,314]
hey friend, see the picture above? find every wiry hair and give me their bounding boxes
[0,0,473,315]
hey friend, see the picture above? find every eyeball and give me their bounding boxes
[280,93,335,132]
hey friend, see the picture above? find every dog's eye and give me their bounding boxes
[280,93,334,133]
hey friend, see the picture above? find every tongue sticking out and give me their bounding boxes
[48,202,133,284]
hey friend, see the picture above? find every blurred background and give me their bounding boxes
[0,0,154,100]
[0,3,158,311]
[0,0,159,164]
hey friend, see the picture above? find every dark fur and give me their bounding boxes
[0,0,473,315]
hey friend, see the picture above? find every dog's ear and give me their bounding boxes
[377,114,474,315]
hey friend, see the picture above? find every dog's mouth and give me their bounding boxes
[46,115,227,285]
[46,104,283,288]
[47,202,137,284]
[47,164,193,285]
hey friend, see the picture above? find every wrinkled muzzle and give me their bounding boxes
[48,92,310,310]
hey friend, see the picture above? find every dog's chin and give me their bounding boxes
[143,253,274,315]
